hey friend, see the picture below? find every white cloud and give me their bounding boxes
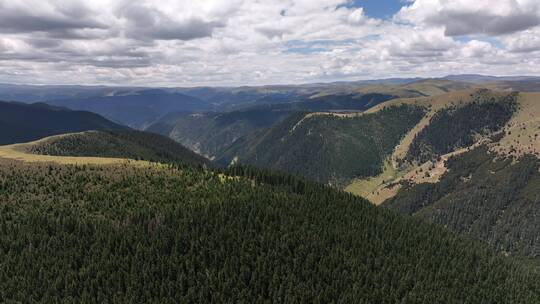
[502,27,540,53]
[396,0,540,36]
[0,0,538,86]
[460,40,495,58]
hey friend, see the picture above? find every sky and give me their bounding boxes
[0,0,539,86]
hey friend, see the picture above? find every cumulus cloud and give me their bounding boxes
[0,1,108,39]
[0,0,538,86]
[442,11,538,36]
[461,40,495,58]
[116,2,226,41]
[502,28,540,53]
[380,28,456,59]
[0,0,107,33]
[396,0,540,36]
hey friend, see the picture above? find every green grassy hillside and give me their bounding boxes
[0,101,126,145]
[0,159,539,302]
[28,130,210,167]
[219,105,426,185]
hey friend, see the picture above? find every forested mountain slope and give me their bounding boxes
[147,109,292,159]
[379,92,540,259]
[0,157,539,302]
[218,105,426,185]
[385,146,540,258]
[0,101,125,145]
[147,93,397,159]
[405,92,518,164]
[145,82,474,161]
[28,130,211,167]
[212,89,517,187]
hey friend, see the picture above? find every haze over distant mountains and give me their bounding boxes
[1,75,539,128]
[2,74,540,101]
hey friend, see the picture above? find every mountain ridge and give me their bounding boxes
[0,101,126,145]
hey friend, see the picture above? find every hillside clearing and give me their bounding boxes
[345,160,399,198]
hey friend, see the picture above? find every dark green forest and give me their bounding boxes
[29,130,210,167]
[386,145,540,258]
[0,158,539,303]
[406,91,517,164]
[219,105,426,185]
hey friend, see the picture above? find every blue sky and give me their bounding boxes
[351,0,406,19]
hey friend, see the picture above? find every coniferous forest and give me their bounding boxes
[386,145,540,258]
[406,92,518,163]
[29,130,211,167]
[219,105,426,185]
[0,158,539,303]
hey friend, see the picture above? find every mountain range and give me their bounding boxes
[0,75,539,301]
